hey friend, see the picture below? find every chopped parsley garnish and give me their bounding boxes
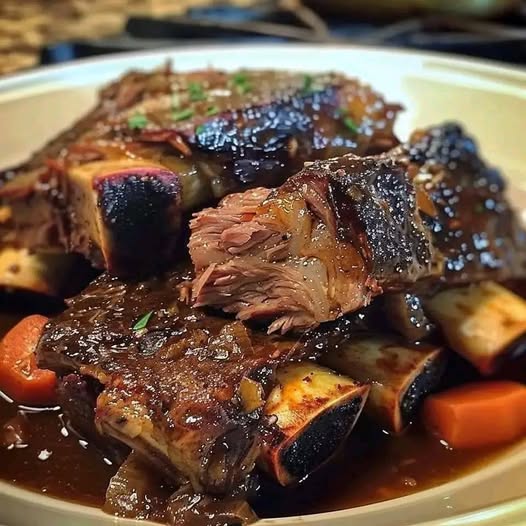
[337,107,360,133]
[172,108,195,122]
[232,72,252,94]
[343,115,359,133]
[205,105,219,116]
[132,311,153,331]
[232,72,247,84]
[188,81,206,102]
[127,113,148,130]
[302,74,314,94]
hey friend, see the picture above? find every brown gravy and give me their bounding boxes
[0,312,523,519]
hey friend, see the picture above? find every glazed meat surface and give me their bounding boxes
[189,123,526,333]
[36,266,312,494]
[1,68,401,276]
[398,123,526,285]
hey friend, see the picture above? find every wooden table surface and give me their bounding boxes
[0,0,232,75]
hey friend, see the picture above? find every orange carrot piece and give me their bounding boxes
[0,315,56,405]
[423,381,526,449]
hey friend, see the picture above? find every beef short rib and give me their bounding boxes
[190,155,438,333]
[189,123,526,333]
[1,68,401,276]
[36,266,313,494]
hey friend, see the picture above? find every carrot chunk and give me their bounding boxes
[0,315,56,405]
[423,381,526,449]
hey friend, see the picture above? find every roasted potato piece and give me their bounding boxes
[426,281,526,375]
[260,362,369,486]
[321,336,447,433]
[0,246,77,297]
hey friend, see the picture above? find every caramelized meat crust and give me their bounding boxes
[401,123,526,284]
[189,123,526,333]
[190,155,437,333]
[37,268,302,493]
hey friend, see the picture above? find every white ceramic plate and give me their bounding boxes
[0,44,525,526]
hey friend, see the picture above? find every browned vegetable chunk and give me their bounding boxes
[321,336,447,433]
[426,282,526,374]
[260,362,369,485]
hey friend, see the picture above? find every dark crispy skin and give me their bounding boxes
[1,67,401,276]
[189,123,526,333]
[36,266,311,494]
[190,155,437,333]
[397,123,526,285]
[375,124,526,343]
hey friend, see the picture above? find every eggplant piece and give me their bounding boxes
[259,362,369,486]
[0,246,78,297]
[426,281,526,375]
[382,293,435,343]
[321,336,447,433]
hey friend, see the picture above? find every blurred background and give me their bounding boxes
[1,0,526,75]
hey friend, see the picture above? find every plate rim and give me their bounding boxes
[0,439,525,525]
[0,42,525,94]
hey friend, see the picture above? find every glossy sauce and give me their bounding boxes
[0,311,523,519]
[254,421,515,517]
[0,311,115,505]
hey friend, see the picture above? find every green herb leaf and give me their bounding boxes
[343,116,359,134]
[188,82,206,102]
[232,72,252,94]
[132,311,153,331]
[236,83,252,95]
[172,108,195,122]
[195,124,205,134]
[127,113,148,130]
[302,74,314,94]
[232,72,248,85]
[205,105,220,116]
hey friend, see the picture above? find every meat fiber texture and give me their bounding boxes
[190,123,526,333]
[0,67,401,277]
[190,154,437,333]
